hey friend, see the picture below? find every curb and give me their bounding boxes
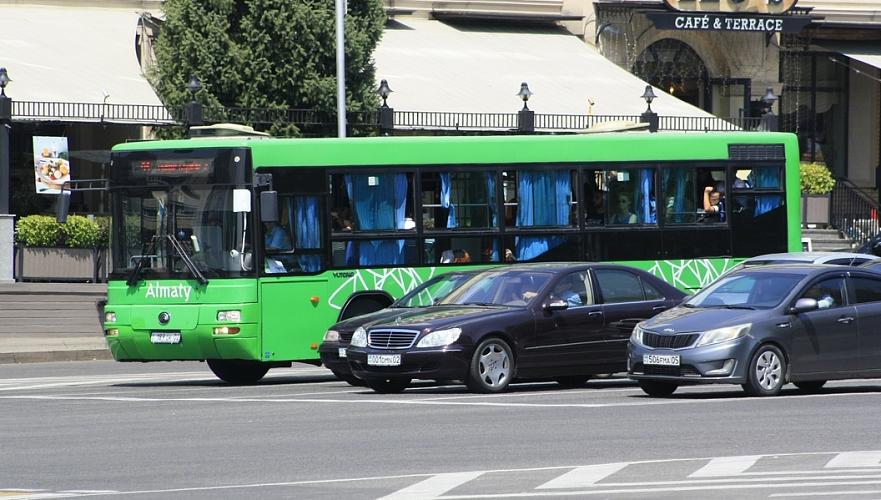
[0,349,113,364]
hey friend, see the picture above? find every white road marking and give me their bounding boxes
[770,490,881,497]
[826,451,881,468]
[689,455,762,477]
[378,472,484,500]
[535,463,628,489]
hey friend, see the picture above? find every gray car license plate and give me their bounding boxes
[643,354,680,366]
[367,354,401,366]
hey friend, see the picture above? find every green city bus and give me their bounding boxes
[98,130,800,383]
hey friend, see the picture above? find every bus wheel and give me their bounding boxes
[365,378,410,393]
[207,359,270,384]
[332,371,366,387]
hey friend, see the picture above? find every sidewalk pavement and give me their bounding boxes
[0,334,111,364]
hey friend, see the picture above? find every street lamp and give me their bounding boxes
[376,79,394,135]
[184,75,203,129]
[640,85,659,133]
[761,87,778,132]
[517,82,534,133]
[0,67,13,282]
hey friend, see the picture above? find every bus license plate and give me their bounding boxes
[643,354,680,366]
[338,348,347,358]
[368,354,401,366]
[151,332,181,344]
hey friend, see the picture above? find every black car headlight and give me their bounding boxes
[630,324,645,346]
[323,329,340,342]
[416,328,462,348]
[351,327,367,347]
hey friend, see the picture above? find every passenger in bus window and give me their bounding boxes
[264,221,292,251]
[453,249,471,263]
[701,185,726,222]
[585,190,605,226]
[331,206,353,231]
[609,193,637,224]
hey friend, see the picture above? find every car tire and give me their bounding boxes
[638,380,678,397]
[742,344,786,396]
[554,376,590,388]
[365,377,411,394]
[793,380,826,393]
[466,337,514,393]
[332,370,366,387]
[207,359,270,384]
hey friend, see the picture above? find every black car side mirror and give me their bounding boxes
[789,297,819,314]
[544,299,569,311]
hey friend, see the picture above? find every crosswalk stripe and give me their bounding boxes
[378,471,484,500]
[826,451,881,468]
[689,455,762,477]
[535,463,628,489]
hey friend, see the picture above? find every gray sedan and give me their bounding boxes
[628,264,881,396]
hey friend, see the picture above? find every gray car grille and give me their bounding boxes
[368,329,419,349]
[643,332,698,349]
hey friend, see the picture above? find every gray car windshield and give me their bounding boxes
[436,271,552,307]
[686,272,803,309]
[393,273,477,308]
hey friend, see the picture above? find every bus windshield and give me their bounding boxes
[113,184,253,280]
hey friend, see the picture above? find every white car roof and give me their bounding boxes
[743,252,877,264]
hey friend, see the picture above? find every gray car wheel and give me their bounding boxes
[466,337,514,393]
[742,344,786,396]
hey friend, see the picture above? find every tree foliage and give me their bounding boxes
[152,0,385,136]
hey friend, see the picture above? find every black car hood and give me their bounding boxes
[641,306,767,333]
[331,308,411,332]
[362,305,510,331]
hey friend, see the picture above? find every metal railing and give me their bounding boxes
[830,178,880,249]
[11,99,769,133]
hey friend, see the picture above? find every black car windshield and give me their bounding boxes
[435,270,553,307]
[686,272,803,309]
[392,273,479,308]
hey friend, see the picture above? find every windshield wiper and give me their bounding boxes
[126,235,161,287]
[460,301,500,307]
[165,234,208,286]
[722,305,756,310]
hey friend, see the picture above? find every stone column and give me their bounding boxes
[0,214,14,282]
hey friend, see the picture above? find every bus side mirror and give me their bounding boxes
[260,191,278,222]
[56,191,71,223]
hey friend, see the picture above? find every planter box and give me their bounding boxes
[15,247,106,282]
[801,195,830,227]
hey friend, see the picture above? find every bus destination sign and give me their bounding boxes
[133,159,214,176]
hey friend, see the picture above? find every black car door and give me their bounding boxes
[789,275,859,375]
[593,268,668,368]
[847,273,881,372]
[528,270,605,375]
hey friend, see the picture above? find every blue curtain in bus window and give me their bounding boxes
[343,173,406,266]
[485,172,499,260]
[514,170,569,260]
[636,169,657,224]
[662,169,688,223]
[753,166,783,216]
[292,196,321,272]
[440,173,456,228]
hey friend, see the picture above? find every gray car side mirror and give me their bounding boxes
[789,297,818,314]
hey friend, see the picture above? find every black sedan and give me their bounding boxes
[319,270,481,385]
[346,263,686,393]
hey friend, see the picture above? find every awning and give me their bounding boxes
[374,18,715,118]
[822,42,881,71]
[0,5,162,106]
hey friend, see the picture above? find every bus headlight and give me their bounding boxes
[217,310,241,322]
[104,312,117,323]
[416,328,462,348]
[696,323,751,347]
[324,329,340,342]
[630,325,645,346]
[351,327,367,347]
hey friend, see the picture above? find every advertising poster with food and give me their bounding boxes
[33,136,72,194]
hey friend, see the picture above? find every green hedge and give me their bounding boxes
[15,215,107,249]
[800,162,836,195]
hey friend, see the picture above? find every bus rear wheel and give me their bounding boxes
[207,359,270,384]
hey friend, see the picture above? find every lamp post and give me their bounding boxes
[761,87,778,132]
[377,79,394,135]
[640,85,659,133]
[0,67,13,282]
[517,82,534,133]
[184,75,203,129]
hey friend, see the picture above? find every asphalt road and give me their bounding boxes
[2,362,881,499]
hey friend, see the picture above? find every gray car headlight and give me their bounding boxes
[416,328,462,348]
[696,323,751,347]
[350,327,367,347]
[630,324,645,346]
[323,329,340,342]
